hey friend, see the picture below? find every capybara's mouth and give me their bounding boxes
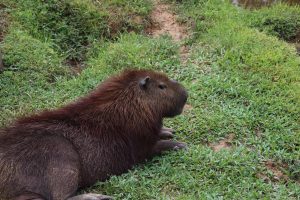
[173,90,188,117]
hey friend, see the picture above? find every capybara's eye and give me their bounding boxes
[159,84,167,90]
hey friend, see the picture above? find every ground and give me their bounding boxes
[0,0,299,199]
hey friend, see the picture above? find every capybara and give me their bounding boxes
[0,69,188,200]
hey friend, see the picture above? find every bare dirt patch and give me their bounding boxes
[209,134,235,152]
[147,0,190,64]
[147,1,188,42]
[257,160,290,183]
[264,160,289,182]
[183,104,193,112]
[256,172,272,183]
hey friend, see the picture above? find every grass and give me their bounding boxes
[246,4,300,41]
[0,0,300,199]
[0,0,152,61]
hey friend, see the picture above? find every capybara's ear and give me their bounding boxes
[139,76,151,89]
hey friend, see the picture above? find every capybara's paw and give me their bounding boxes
[159,127,174,139]
[173,141,187,150]
[68,193,114,200]
[152,140,187,155]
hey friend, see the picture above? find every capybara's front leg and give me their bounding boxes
[152,140,187,156]
[67,193,113,200]
[158,127,174,139]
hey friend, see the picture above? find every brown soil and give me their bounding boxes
[147,0,190,63]
[183,104,193,112]
[264,160,289,182]
[209,134,235,152]
[147,1,188,42]
[66,59,85,75]
[256,172,272,183]
[257,160,290,183]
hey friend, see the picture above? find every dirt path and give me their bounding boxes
[147,0,189,63]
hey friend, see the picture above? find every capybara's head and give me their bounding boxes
[100,69,188,118]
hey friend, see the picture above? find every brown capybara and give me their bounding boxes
[0,69,188,200]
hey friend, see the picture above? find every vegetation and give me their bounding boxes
[247,4,300,41]
[0,0,152,60]
[0,0,299,199]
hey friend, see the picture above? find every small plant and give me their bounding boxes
[253,16,300,41]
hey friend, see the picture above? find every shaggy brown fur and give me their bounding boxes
[0,69,188,200]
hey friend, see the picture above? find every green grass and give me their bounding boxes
[246,4,300,41]
[0,0,152,61]
[0,0,300,199]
